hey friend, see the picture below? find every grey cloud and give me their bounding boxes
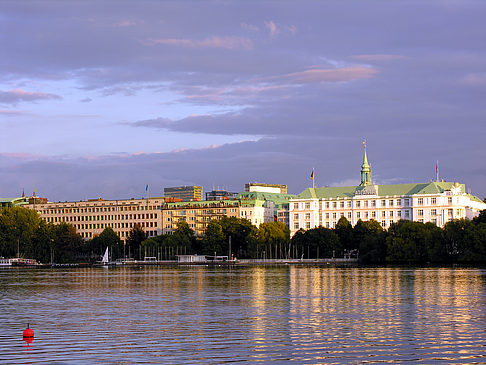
[1,136,484,202]
[0,89,62,105]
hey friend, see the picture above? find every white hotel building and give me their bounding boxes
[289,148,486,236]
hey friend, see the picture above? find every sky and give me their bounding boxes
[1,0,485,201]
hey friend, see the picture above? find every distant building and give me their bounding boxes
[245,183,287,194]
[237,191,296,226]
[27,197,167,241]
[0,197,29,208]
[205,190,238,201]
[289,146,486,236]
[164,186,203,201]
[162,198,275,236]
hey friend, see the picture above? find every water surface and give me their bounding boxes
[1,266,486,363]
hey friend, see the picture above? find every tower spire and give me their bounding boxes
[360,140,371,186]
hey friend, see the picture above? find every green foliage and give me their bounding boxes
[126,224,146,260]
[52,222,83,263]
[88,227,123,262]
[353,220,386,264]
[202,220,226,255]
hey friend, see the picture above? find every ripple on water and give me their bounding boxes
[1,267,486,363]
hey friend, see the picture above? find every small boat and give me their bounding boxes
[95,247,116,267]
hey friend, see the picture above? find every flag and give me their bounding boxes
[311,169,314,180]
[436,161,438,175]
[146,183,149,191]
[363,139,366,148]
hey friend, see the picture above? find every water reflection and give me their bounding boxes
[1,266,486,363]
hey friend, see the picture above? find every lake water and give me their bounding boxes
[1,266,486,364]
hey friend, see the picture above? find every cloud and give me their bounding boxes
[462,73,486,86]
[265,20,279,38]
[0,89,62,105]
[350,54,406,62]
[240,22,259,32]
[0,110,24,116]
[80,98,92,102]
[269,66,378,84]
[144,36,254,50]
[113,20,138,27]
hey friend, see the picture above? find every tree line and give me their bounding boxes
[1,206,486,264]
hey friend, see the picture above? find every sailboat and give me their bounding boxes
[98,247,115,267]
[102,247,109,264]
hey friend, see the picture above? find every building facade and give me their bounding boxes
[164,186,203,201]
[245,183,288,194]
[27,197,166,241]
[162,197,276,236]
[289,147,486,236]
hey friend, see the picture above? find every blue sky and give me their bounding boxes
[1,1,485,201]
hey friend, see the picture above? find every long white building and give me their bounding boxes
[289,147,486,236]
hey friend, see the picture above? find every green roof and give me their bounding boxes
[0,197,29,207]
[237,192,296,209]
[297,182,467,199]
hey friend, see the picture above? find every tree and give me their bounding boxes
[386,220,432,264]
[202,220,226,256]
[257,221,291,259]
[0,206,41,258]
[88,227,122,262]
[220,216,257,258]
[52,222,83,263]
[304,226,341,259]
[126,224,146,260]
[166,221,195,256]
[335,217,354,250]
[354,219,386,264]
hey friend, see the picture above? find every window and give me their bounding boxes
[356,201,361,208]
[333,213,337,219]
[418,198,424,205]
[372,211,376,218]
[294,214,299,220]
[372,200,376,207]
[333,202,337,208]
[405,210,410,218]
[390,211,394,217]
[431,209,437,216]
[348,201,352,208]
[381,220,386,227]
[305,222,310,229]
[364,201,369,208]
[431,198,437,205]
[326,202,330,209]
[305,202,310,209]
[347,212,352,219]
[398,211,401,218]
[381,200,386,207]
[340,201,345,208]
[418,209,424,216]
[357,212,361,218]
[305,213,310,220]
[294,222,299,229]
[325,222,330,228]
[448,197,453,204]
[448,208,453,217]
[389,200,394,206]
[382,211,386,218]
[294,203,299,210]
[404,199,409,206]
[326,213,330,219]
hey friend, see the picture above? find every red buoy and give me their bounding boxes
[23,323,34,339]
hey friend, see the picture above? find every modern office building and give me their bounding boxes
[245,183,288,194]
[164,186,203,201]
[289,146,486,236]
[27,197,166,240]
[205,189,239,201]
